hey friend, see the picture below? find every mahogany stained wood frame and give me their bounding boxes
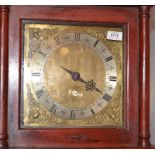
[0,6,152,148]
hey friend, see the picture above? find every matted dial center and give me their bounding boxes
[42,42,105,109]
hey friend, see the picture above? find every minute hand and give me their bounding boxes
[60,66,73,75]
[60,66,80,81]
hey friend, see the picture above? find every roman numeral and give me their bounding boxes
[36,89,44,98]
[32,72,40,76]
[50,104,57,114]
[75,32,80,41]
[105,56,113,61]
[54,36,61,44]
[109,76,117,81]
[91,108,95,115]
[94,40,99,47]
[71,111,75,120]
[102,93,112,102]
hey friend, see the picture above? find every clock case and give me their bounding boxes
[0,5,152,148]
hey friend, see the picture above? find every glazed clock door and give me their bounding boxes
[22,24,122,127]
[7,6,146,148]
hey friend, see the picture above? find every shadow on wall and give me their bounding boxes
[150,6,155,145]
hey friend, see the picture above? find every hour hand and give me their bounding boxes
[85,79,103,94]
[95,88,103,94]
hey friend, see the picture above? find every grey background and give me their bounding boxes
[150,6,155,145]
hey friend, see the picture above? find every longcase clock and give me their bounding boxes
[0,5,153,148]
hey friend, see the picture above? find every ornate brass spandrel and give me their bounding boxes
[22,23,123,127]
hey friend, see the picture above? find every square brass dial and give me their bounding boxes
[21,22,124,128]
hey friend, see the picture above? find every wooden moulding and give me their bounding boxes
[0,5,9,149]
[138,6,151,147]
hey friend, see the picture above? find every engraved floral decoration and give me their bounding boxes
[26,26,66,66]
[26,84,64,125]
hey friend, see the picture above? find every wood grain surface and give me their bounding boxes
[0,5,9,149]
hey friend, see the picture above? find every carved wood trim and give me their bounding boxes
[138,6,151,147]
[0,5,9,148]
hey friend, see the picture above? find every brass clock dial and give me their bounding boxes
[31,32,117,120]
[22,23,123,127]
